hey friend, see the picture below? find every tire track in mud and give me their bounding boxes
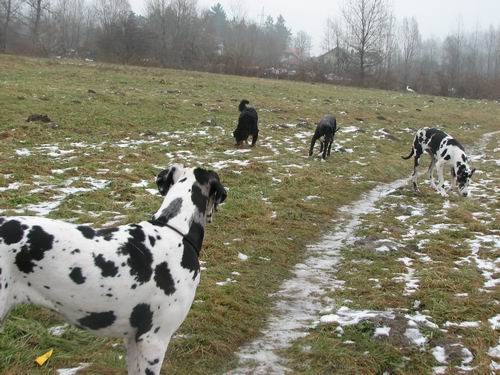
[227,131,499,374]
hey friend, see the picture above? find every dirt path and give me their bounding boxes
[227,131,499,374]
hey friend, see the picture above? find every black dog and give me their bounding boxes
[233,100,259,148]
[309,115,338,159]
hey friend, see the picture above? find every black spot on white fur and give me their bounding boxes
[93,254,119,277]
[77,225,95,239]
[157,198,183,224]
[69,267,86,284]
[78,311,116,330]
[15,225,54,273]
[130,303,153,342]
[96,227,119,241]
[190,185,207,214]
[0,219,25,245]
[119,225,153,284]
[154,262,176,295]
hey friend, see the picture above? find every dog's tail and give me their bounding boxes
[401,148,414,160]
[239,99,250,112]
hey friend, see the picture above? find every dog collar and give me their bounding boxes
[161,222,199,254]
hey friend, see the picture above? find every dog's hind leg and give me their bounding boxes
[327,139,333,156]
[427,158,436,189]
[0,264,12,330]
[251,130,259,147]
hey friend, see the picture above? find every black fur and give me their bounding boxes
[233,100,259,147]
[309,115,338,160]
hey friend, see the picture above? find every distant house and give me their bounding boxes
[280,48,304,70]
[317,47,350,71]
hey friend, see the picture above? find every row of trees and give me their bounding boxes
[0,0,293,72]
[1,0,500,99]
[321,0,500,98]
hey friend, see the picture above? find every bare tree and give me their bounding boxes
[146,0,173,66]
[342,0,388,82]
[293,30,311,57]
[94,0,130,30]
[0,0,20,52]
[53,0,87,54]
[228,0,246,22]
[322,17,343,53]
[24,0,51,52]
[400,16,421,85]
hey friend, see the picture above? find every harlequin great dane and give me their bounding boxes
[0,165,227,375]
[402,128,475,197]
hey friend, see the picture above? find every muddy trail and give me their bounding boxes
[227,131,499,374]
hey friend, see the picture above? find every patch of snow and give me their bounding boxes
[489,314,500,330]
[432,346,447,364]
[405,328,427,346]
[15,148,31,156]
[443,321,480,328]
[238,252,248,261]
[375,245,391,253]
[216,278,237,286]
[320,306,395,326]
[48,324,69,337]
[341,126,359,133]
[374,326,391,337]
[131,180,149,188]
[304,195,320,201]
[0,182,22,192]
[56,363,90,375]
[432,366,447,374]
[406,312,438,329]
[488,342,500,359]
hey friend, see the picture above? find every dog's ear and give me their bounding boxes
[156,164,184,196]
[208,171,227,208]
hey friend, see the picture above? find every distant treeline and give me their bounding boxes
[1,0,500,99]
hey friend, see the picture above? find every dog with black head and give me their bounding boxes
[233,99,259,148]
[402,127,475,197]
[309,115,338,160]
[0,165,226,374]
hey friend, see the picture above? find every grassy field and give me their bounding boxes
[0,54,499,374]
[282,134,499,374]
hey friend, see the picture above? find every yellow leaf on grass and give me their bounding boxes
[35,349,53,366]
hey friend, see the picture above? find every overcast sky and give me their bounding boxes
[129,0,500,55]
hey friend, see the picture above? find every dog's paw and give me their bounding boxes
[439,190,448,197]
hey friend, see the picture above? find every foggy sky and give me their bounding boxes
[129,0,500,55]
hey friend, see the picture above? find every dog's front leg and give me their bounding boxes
[411,155,421,192]
[125,336,140,374]
[309,137,317,157]
[131,336,170,375]
[435,161,448,197]
[450,168,457,191]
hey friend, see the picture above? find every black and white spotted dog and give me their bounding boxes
[233,99,259,148]
[0,165,227,374]
[309,115,338,160]
[402,128,475,196]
